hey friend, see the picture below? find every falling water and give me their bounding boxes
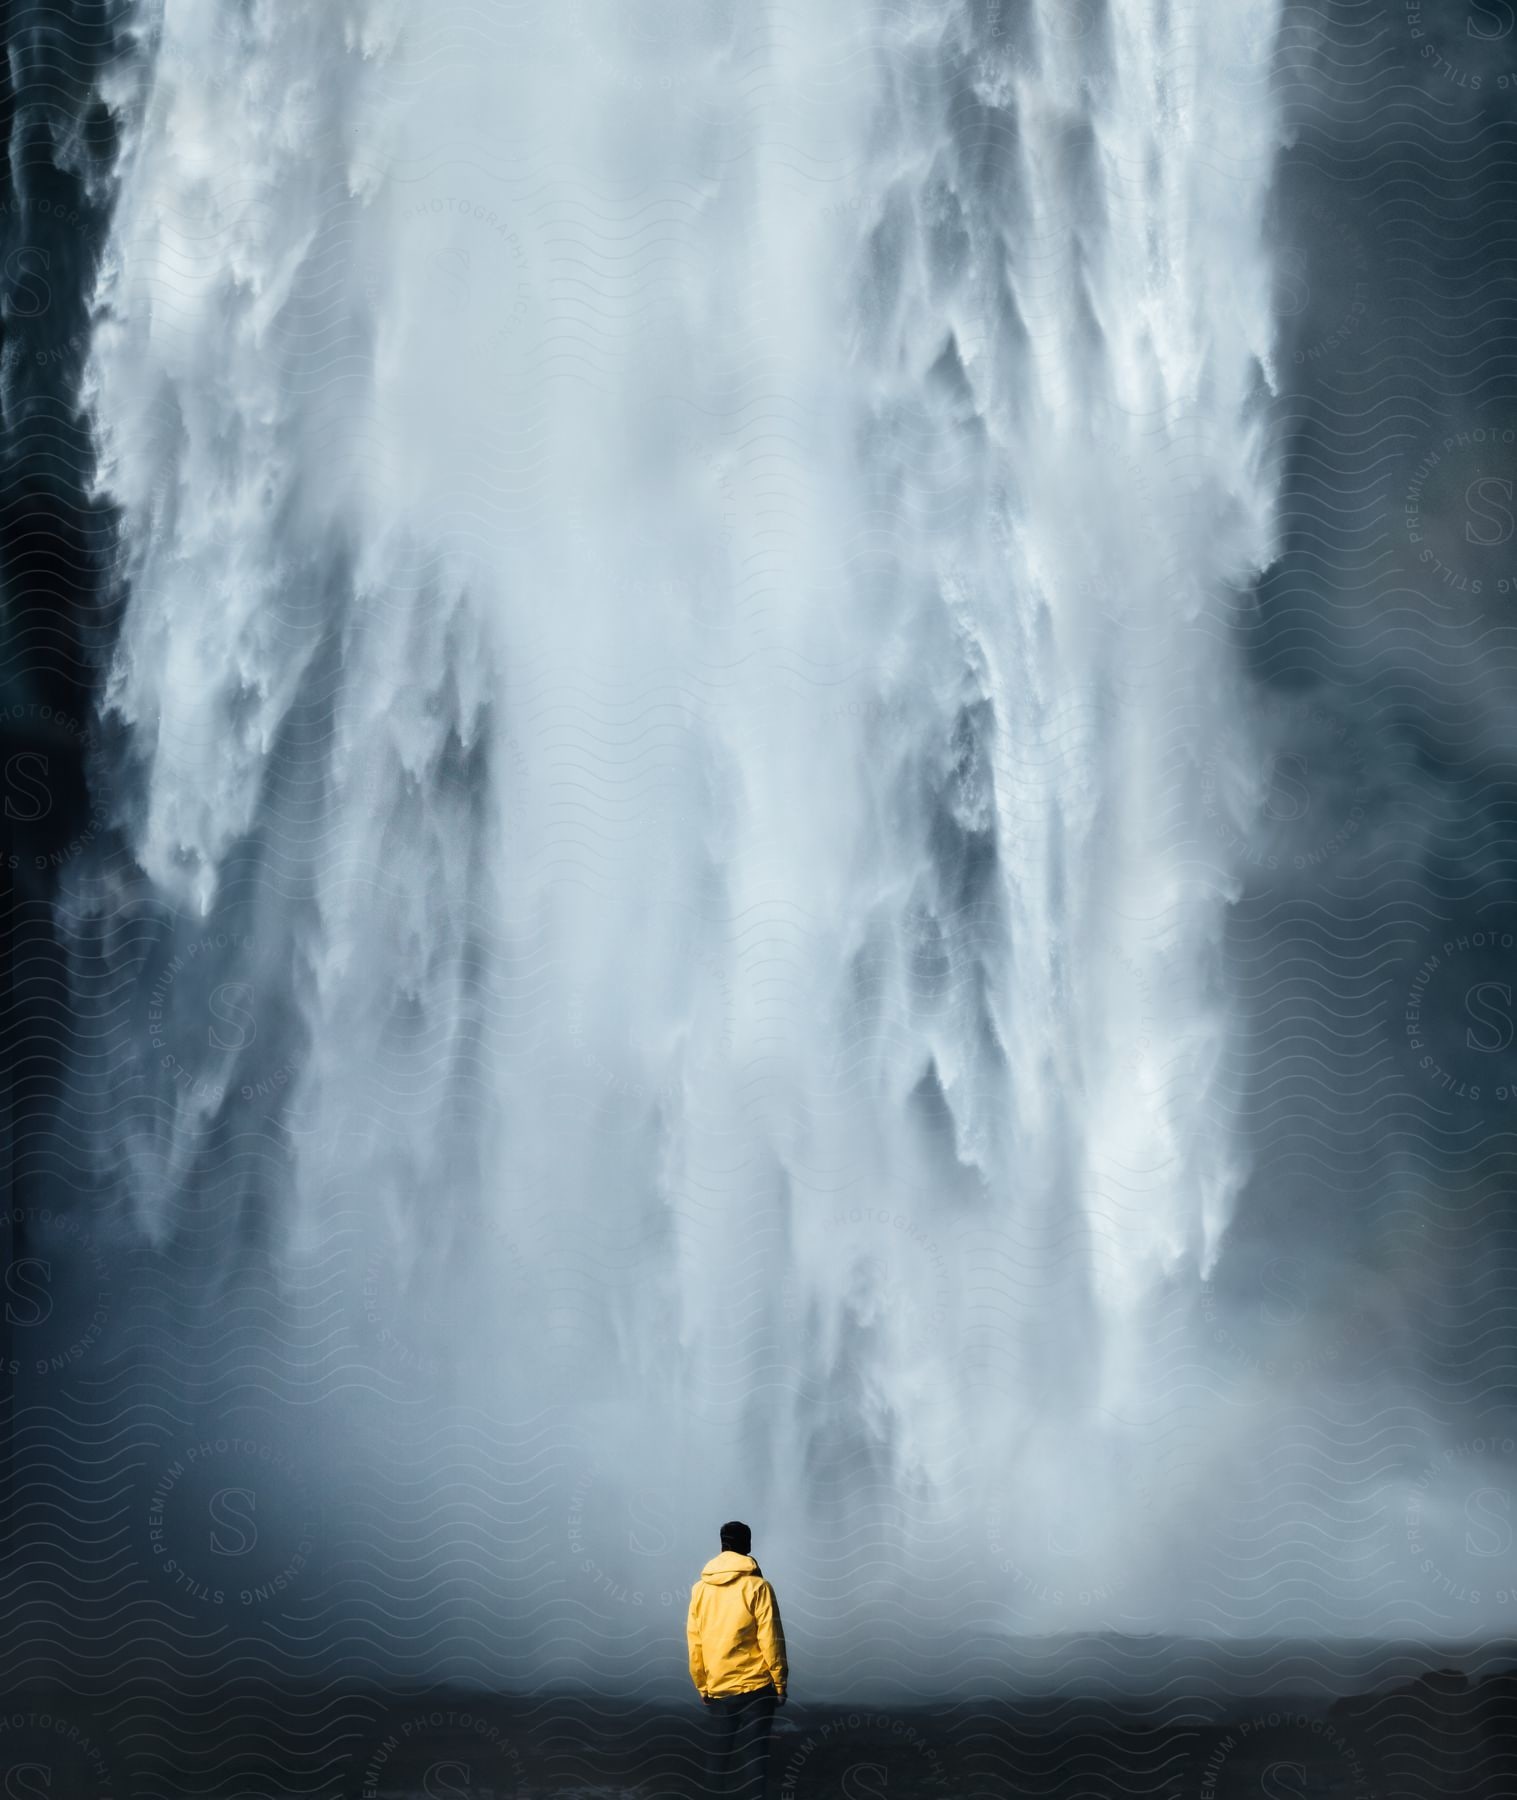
[68,0,1284,1691]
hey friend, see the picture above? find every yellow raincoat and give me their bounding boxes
[686,1551,788,1698]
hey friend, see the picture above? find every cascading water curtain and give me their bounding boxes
[67,0,1282,1692]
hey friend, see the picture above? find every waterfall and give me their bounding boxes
[68,0,1283,1690]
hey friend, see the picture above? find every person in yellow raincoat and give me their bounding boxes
[686,1520,787,1796]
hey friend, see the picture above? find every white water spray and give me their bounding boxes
[78,0,1282,1689]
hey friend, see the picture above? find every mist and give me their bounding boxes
[6,0,1516,1748]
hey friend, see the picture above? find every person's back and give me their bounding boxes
[687,1520,786,1796]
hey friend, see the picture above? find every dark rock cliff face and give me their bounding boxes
[0,0,129,877]
[0,0,130,1575]
[1233,0,1517,1387]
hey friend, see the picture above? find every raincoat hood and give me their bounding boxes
[700,1551,759,1586]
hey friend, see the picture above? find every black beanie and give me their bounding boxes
[719,1520,751,1555]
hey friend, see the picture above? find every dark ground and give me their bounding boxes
[4,1660,1515,1797]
